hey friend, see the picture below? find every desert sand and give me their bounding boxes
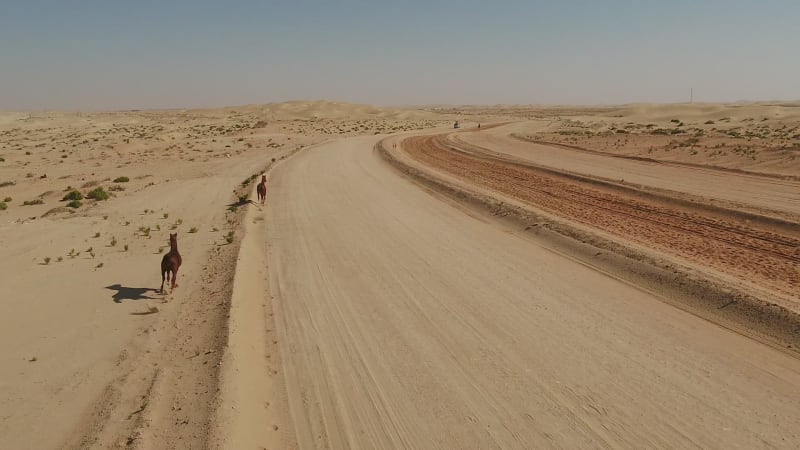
[1,102,799,449]
[0,102,447,449]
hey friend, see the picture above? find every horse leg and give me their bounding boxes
[171,267,179,289]
[160,270,166,293]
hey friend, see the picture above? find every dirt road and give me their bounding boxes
[258,136,800,448]
[457,123,800,220]
[402,133,800,304]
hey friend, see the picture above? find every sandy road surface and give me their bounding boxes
[457,123,800,219]
[403,134,800,303]
[263,136,800,449]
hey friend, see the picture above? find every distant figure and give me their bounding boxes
[160,233,182,293]
[454,120,460,129]
[478,123,481,129]
[257,175,267,204]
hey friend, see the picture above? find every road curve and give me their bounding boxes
[265,135,800,449]
[456,123,800,219]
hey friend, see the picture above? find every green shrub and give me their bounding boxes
[23,199,44,206]
[3,197,11,202]
[62,190,83,201]
[0,202,6,210]
[66,200,82,208]
[86,187,109,201]
[113,176,130,183]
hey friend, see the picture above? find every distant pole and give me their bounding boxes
[690,88,694,104]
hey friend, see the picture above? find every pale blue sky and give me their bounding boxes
[1,0,798,110]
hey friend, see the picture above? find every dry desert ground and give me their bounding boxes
[1,101,799,449]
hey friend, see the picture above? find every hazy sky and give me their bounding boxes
[1,0,798,110]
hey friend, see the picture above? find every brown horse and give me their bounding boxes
[257,175,267,204]
[160,233,182,293]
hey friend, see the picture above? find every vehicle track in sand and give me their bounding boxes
[403,134,800,300]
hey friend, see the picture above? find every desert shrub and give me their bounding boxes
[62,190,83,201]
[43,257,51,265]
[113,176,130,183]
[86,187,109,201]
[0,181,14,187]
[189,227,198,233]
[23,199,44,206]
[3,197,10,202]
[66,200,82,208]
[109,185,125,192]
[0,202,6,210]
[704,120,715,125]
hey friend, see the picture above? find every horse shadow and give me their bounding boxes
[105,284,158,303]
[226,198,258,210]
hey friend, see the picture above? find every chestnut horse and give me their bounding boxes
[257,175,267,204]
[160,233,182,293]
